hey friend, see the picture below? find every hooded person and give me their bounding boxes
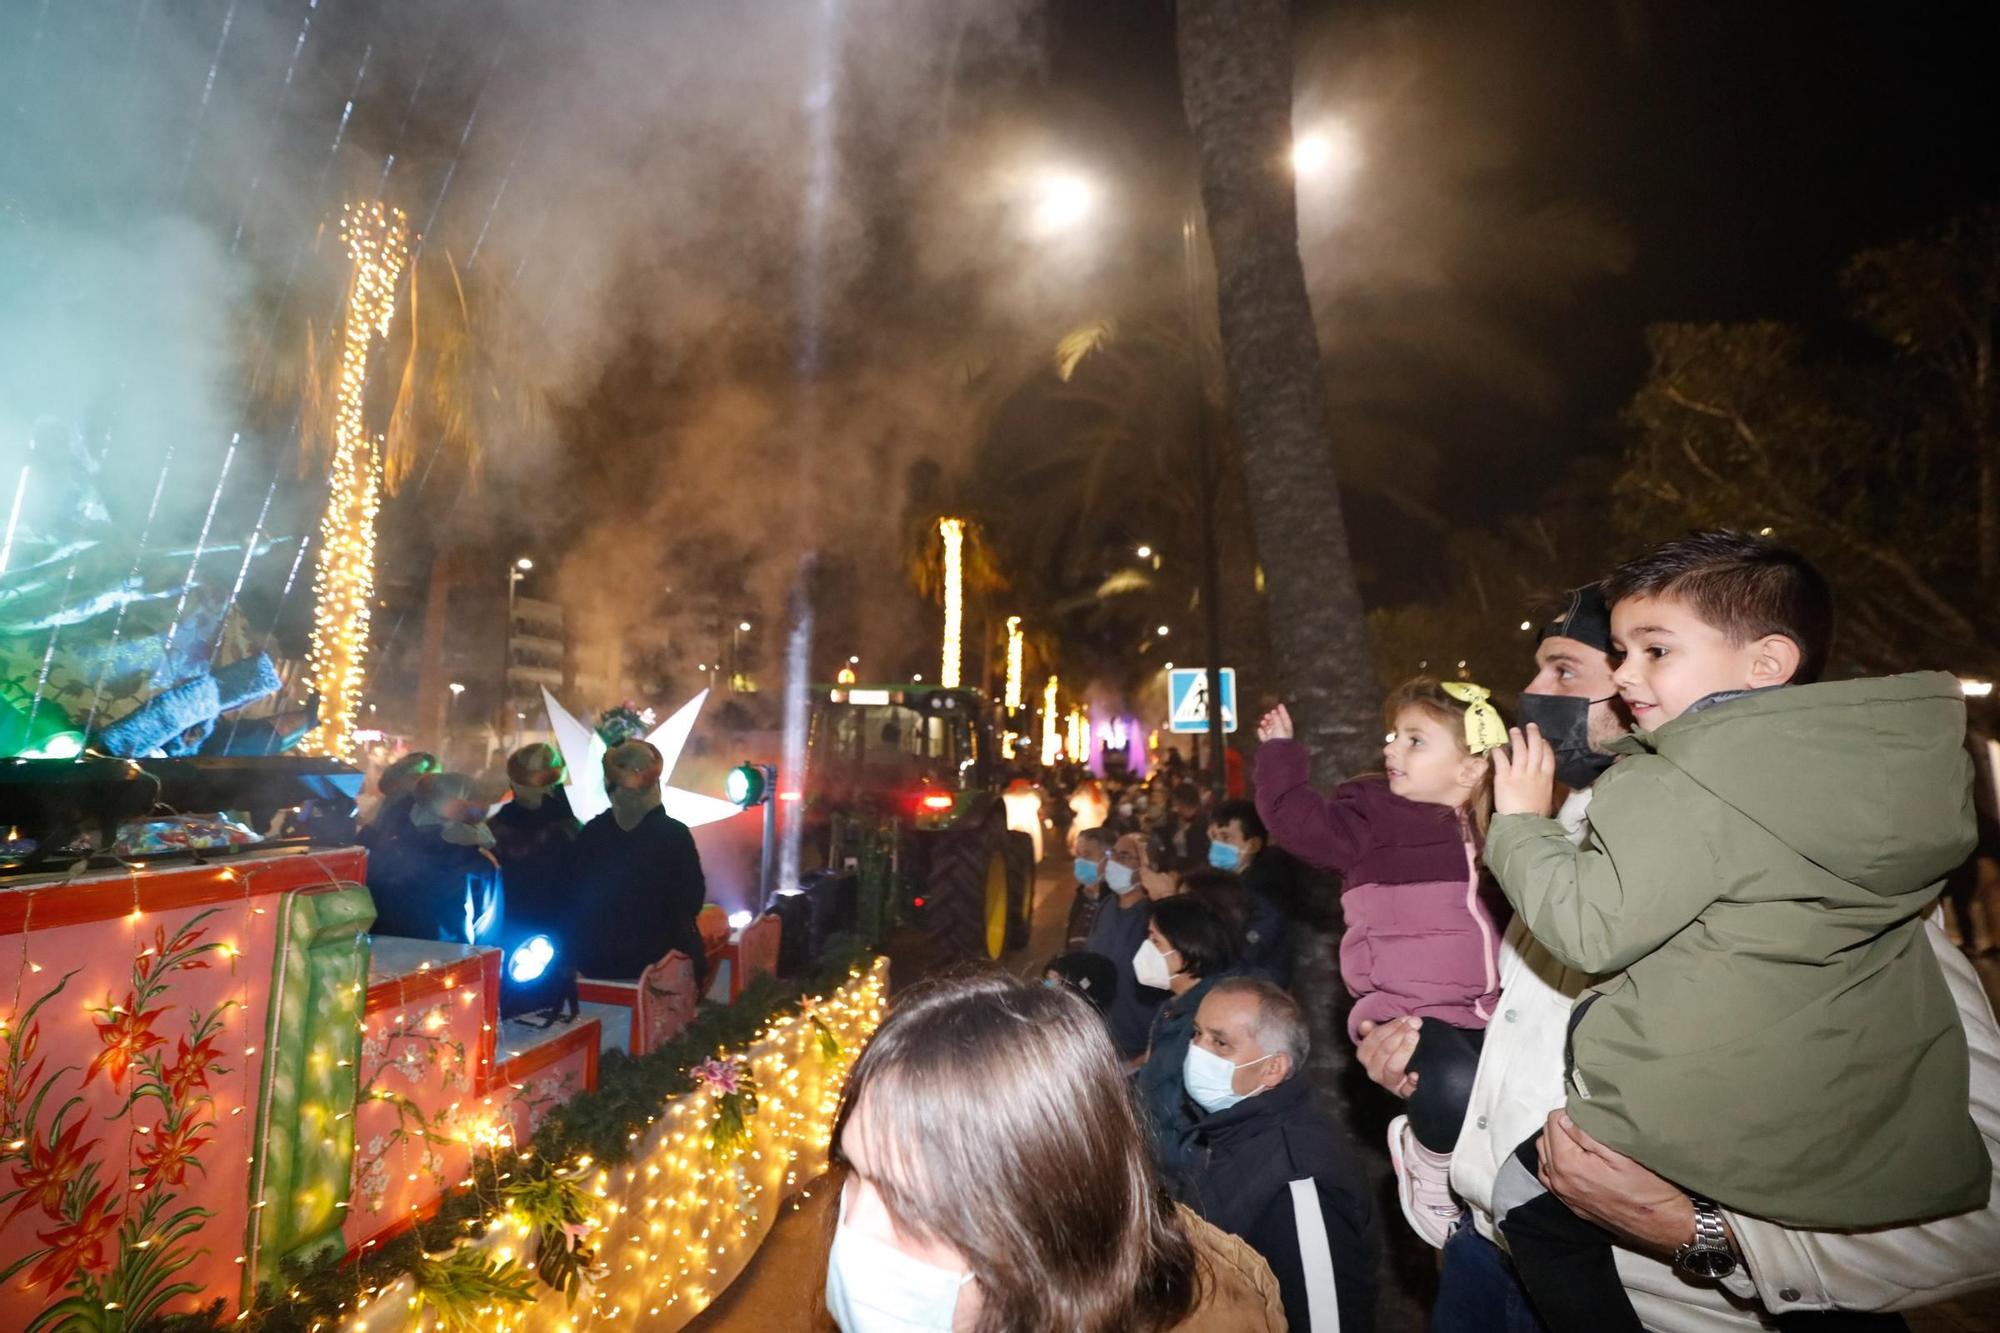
[490,742,579,866]
[364,771,506,949]
[567,739,709,980]
[359,751,440,852]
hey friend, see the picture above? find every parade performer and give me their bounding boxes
[566,739,709,980]
[364,771,505,949]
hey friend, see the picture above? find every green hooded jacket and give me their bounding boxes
[1486,672,1989,1227]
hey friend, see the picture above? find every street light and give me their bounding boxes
[1031,169,1097,236]
[1155,625,1171,638]
[1136,544,1153,560]
[1291,121,1360,184]
[505,557,534,748]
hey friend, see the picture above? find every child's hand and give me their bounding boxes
[1493,724,1557,817]
[1258,704,1294,743]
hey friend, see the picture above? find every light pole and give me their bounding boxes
[731,620,752,692]
[504,557,533,748]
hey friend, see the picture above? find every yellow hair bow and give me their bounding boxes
[1440,681,1507,755]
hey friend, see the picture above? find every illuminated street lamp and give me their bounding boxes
[1155,624,1171,638]
[505,556,534,747]
[1291,121,1361,185]
[1031,169,1097,236]
[1136,544,1153,560]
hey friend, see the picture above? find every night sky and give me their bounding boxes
[1048,0,2000,592]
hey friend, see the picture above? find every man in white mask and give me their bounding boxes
[1079,832,1163,1060]
[1172,978,1380,1333]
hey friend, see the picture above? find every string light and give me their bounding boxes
[1066,706,1087,762]
[301,202,409,759]
[1042,676,1060,763]
[1003,617,1024,710]
[340,959,887,1328]
[938,517,964,689]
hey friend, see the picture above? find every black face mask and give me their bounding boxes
[1516,691,1617,790]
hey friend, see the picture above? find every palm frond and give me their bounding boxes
[1054,319,1116,382]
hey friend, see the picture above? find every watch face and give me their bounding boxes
[1679,1247,1738,1281]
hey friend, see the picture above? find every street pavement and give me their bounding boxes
[686,876,2000,1333]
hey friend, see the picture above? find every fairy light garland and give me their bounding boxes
[938,518,964,690]
[347,959,887,1332]
[1042,676,1060,763]
[301,202,409,760]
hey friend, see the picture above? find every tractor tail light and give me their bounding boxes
[918,793,954,813]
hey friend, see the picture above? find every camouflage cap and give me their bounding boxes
[507,741,566,788]
[379,751,441,799]
[602,738,664,789]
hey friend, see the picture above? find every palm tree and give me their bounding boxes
[1177,0,1378,782]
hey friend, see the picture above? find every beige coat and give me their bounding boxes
[1173,1206,1288,1332]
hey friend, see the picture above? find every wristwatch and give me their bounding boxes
[1673,1194,1738,1280]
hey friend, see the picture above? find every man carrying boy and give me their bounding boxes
[1364,564,2000,1330]
[1485,530,1988,1331]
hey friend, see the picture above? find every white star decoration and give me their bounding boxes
[541,687,746,829]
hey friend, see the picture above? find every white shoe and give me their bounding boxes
[1388,1114,1462,1249]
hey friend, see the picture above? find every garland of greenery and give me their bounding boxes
[145,934,877,1333]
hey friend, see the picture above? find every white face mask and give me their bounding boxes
[825,1185,974,1333]
[1132,938,1177,991]
[1103,860,1136,894]
[1182,1042,1278,1113]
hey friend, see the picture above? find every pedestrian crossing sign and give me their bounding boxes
[1167,668,1238,734]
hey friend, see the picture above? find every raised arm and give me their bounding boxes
[1484,763,1719,975]
[1253,739,1374,875]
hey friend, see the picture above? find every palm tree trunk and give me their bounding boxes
[1177,0,1378,785]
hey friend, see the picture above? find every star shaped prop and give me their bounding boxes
[541,687,745,829]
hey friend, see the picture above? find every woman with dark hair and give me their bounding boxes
[1133,896,1246,1185]
[823,971,1283,1333]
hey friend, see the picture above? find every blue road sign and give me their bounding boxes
[1167,667,1237,734]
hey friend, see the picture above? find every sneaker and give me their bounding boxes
[1387,1114,1462,1249]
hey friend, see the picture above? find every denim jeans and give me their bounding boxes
[1433,1218,1548,1333]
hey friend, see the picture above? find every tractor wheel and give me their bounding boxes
[1002,829,1035,952]
[926,827,1009,962]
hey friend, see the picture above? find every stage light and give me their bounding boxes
[725,762,772,808]
[507,935,556,984]
[727,910,753,930]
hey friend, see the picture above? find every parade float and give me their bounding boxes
[0,775,881,1332]
[2,384,877,1333]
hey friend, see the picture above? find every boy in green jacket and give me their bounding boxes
[1486,530,1989,1333]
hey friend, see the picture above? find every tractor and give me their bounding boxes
[799,683,1035,961]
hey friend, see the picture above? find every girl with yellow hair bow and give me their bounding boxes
[1253,675,1510,1250]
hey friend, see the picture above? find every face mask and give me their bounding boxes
[608,784,663,832]
[1515,692,1617,791]
[511,779,552,811]
[1103,860,1136,894]
[1117,802,1134,818]
[441,820,495,849]
[1207,841,1242,872]
[1133,938,1177,990]
[1183,1042,1279,1113]
[1073,856,1102,887]
[825,1186,974,1333]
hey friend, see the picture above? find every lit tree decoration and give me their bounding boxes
[938,517,965,689]
[301,202,409,759]
[1004,616,1024,709]
[1042,675,1061,763]
[1066,705,1088,762]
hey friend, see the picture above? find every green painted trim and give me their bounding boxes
[243,883,375,1305]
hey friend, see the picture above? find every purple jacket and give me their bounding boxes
[1254,740,1500,1042]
